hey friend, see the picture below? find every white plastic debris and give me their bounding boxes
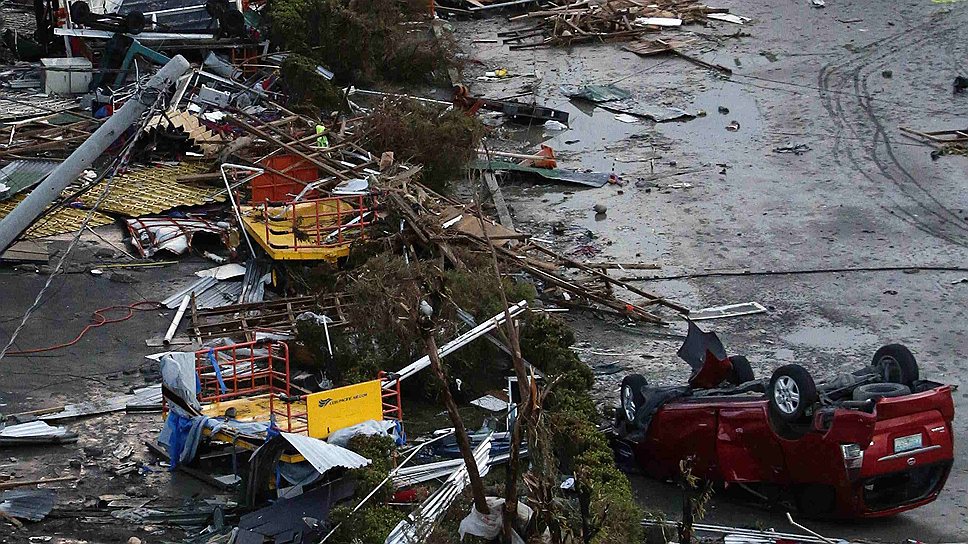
[195,263,247,280]
[458,497,533,542]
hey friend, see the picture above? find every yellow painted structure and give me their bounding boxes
[306,379,383,438]
[239,198,364,262]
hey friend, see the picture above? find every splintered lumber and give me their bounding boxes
[482,171,514,229]
[458,231,667,323]
[504,0,724,49]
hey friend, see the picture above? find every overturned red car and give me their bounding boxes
[612,323,955,518]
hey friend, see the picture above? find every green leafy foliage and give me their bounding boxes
[519,314,643,544]
[280,53,345,112]
[328,504,402,543]
[365,99,484,192]
[268,0,453,85]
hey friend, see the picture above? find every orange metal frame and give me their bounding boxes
[163,340,402,438]
[378,371,404,422]
[195,340,307,433]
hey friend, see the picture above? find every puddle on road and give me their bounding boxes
[658,85,764,163]
[783,323,878,350]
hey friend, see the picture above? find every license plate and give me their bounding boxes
[894,433,923,453]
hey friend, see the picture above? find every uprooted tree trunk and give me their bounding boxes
[420,329,490,515]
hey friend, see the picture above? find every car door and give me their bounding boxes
[643,404,718,480]
[716,403,788,483]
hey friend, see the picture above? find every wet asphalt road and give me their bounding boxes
[458,0,968,541]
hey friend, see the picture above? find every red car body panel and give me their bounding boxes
[630,385,955,518]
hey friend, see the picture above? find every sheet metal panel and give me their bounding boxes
[280,433,371,476]
[0,160,60,201]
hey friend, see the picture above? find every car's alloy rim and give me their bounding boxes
[622,384,635,421]
[774,376,800,414]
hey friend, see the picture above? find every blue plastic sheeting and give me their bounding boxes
[158,409,271,468]
[206,349,228,393]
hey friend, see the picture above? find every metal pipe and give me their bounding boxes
[385,300,528,387]
[164,294,191,344]
[785,513,835,544]
[219,164,262,257]
[0,55,192,254]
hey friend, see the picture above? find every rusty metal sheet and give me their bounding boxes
[0,194,114,238]
[80,163,225,217]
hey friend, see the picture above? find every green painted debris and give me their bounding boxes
[469,159,609,188]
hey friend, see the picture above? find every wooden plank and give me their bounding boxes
[482,171,513,229]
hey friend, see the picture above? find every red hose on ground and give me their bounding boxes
[6,301,162,355]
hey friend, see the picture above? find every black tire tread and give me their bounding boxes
[727,355,755,384]
[852,382,910,401]
[872,344,919,387]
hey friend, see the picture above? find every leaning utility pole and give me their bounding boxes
[0,55,192,254]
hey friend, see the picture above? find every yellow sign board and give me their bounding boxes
[306,379,384,438]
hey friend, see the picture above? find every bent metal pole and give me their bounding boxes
[0,55,192,254]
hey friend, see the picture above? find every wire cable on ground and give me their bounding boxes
[618,265,968,283]
[3,301,161,355]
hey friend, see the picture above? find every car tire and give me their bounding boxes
[768,364,818,423]
[620,374,648,425]
[852,382,910,401]
[727,355,755,385]
[872,344,919,388]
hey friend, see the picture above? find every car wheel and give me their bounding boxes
[872,344,919,388]
[620,374,648,424]
[852,382,910,401]
[727,355,755,385]
[768,364,818,423]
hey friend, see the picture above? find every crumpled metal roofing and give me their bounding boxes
[0,489,56,521]
[386,435,493,544]
[280,432,371,476]
[163,276,219,308]
[194,280,244,309]
[161,276,244,310]
[0,421,74,438]
[0,160,60,201]
[81,163,225,217]
[239,260,270,304]
[0,194,114,238]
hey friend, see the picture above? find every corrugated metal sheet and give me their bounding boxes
[280,432,371,476]
[386,436,493,544]
[0,194,114,238]
[195,280,243,309]
[162,276,243,310]
[162,276,218,308]
[0,421,73,438]
[39,395,131,421]
[0,93,80,122]
[81,163,225,217]
[127,384,163,410]
[0,160,60,201]
[239,260,270,304]
[0,489,56,521]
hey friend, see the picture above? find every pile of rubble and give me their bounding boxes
[0,0,695,540]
